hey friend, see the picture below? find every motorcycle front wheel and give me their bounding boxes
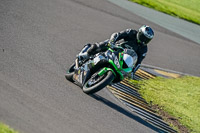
[83,71,114,94]
[65,63,75,82]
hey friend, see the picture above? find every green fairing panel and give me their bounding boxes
[98,67,124,80]
[98,67,116,76]
[102,59,124,80]
[98,48,125,80]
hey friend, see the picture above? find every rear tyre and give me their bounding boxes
[65,63,75,82]
[83,71,114,94]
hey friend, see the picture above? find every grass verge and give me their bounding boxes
[129,76,200,133]
[129,0,200,25]
[0,123,18,133]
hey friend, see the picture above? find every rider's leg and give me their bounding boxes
[78,40,109,60]
[88,39,109,54]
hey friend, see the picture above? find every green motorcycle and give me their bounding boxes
[65,45,138,94]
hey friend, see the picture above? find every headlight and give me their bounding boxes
[114,56,121,69]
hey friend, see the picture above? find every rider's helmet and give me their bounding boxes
[137,25,154,46]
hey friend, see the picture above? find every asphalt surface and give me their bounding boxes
[0,0,200,133]
[109,0,200,44]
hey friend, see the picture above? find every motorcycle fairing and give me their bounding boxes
[73,54,107,86]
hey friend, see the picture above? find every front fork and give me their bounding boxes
[75,58,79,68]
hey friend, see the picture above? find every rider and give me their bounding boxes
[78,25,154,77]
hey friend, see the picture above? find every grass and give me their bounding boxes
[0,123,18,133]
[129,76,200,133]
[129,0,200,25]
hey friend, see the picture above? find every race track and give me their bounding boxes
[0,0,200,133]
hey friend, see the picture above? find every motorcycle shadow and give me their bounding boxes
[90,94,165,133]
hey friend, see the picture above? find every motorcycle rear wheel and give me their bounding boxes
[65,63,75,82]
[83,71,114,94]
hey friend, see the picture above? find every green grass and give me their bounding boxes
[0,123,18,133]
[129,76,200,133]
[129,0,200,25]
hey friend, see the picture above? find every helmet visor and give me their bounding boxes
[137,32,151,45]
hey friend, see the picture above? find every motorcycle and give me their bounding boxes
[65,45,138,94]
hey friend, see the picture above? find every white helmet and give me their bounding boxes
[137,25,154,46]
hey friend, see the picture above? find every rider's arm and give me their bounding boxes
[132,46,148,73]
[108,29,135,45]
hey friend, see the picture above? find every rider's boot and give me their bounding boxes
[77,44,91,62]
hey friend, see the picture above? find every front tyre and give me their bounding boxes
[65,63,75,82]
[83,71,114,94]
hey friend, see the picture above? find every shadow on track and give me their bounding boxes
[90,94,165,133]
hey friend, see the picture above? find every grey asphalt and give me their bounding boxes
[109,0,200,45]
[0,0,200,133]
